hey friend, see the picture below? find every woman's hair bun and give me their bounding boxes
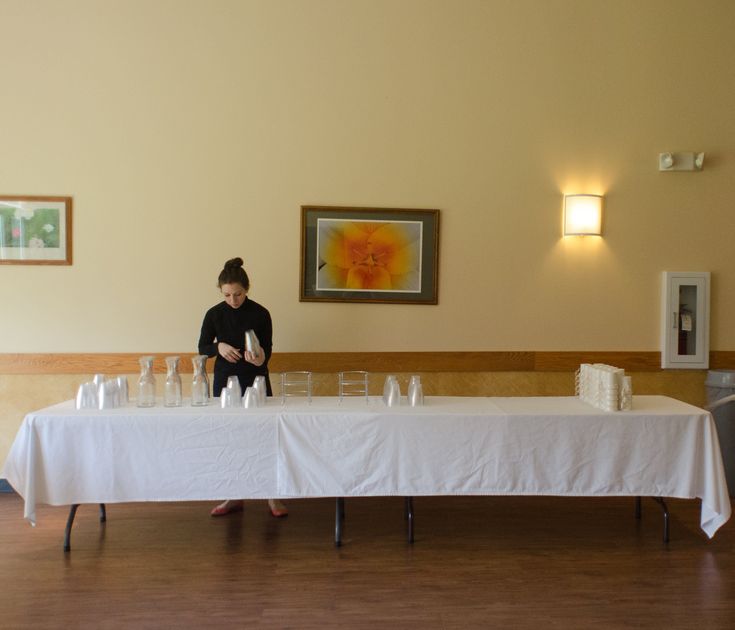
[224,257,243,269]
[218,256,249,290]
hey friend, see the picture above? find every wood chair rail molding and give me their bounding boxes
[1,351,733,375]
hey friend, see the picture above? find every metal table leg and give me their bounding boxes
[63,503,107,552]
[63,504,79,552]
[652,497,670,543]
[634,496,669,543]
[334,497,345,547]
[404,496,414,543]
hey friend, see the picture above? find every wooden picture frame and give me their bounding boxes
[300,205,439,304]
[0,195,72,265]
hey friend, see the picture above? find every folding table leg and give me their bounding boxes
[334,497,345,547]
[64,504,80,552]
[63,503,107,552]
[635,496,670,543]
[652,497,670,543]
[404,497,414,544]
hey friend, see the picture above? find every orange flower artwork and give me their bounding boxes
[317,219,421,292]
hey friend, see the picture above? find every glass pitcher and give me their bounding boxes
[164,356,183,407]
[191,354,210,407]
[137,356,156,408]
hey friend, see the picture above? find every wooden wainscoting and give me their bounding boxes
[1,351,731,462]
[3,350,732,375]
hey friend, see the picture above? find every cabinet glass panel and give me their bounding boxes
[677,283,698,356]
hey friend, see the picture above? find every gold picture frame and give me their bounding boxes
[0,195,72,265]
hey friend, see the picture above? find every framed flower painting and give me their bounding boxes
[300,206,439,304]
[0,196,72,265]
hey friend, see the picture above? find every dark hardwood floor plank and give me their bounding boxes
[0,494,732,629]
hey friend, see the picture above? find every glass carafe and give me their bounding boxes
[164,356,183,407]
[191,354,210,407]
[137,356,156,408]
[408,375,424,407]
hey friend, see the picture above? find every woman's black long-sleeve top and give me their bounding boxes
[197,298,273,397]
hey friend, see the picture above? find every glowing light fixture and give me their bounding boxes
[563,194,603,236]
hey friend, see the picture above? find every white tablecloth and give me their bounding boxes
[2,395,731,537]
[2,402,278,524]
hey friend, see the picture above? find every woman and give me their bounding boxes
[198,257,287,518]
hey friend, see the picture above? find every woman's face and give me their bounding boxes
[221,283,247,309]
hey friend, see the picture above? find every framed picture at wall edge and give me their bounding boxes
[0,195,72,265]
[300,205,439,304]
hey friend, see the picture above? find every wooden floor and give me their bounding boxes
[0,493,732,629]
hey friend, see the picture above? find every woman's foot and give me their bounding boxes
[210,500,244,517]
[268,499,288,518]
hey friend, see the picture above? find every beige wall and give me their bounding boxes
[1,1,734,460]
[0,0,733,354]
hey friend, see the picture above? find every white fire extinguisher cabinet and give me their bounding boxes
[661,271,710,369]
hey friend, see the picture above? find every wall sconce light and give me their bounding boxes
[563,194,603,236]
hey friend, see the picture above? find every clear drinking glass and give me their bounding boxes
[220,388,233,408]
[386,378,401,407]
[253,375,267,405]
[116,376,129,406]
[191,355,209,407]
[164,356,183,407]
[99,379,120,410]
[383,375,397,405]
[226,375,242,397]
[245,329,261,356]
[137,356,156,408]
[75,381,97,409]
[225,376,243,407]
[243,386,259,408]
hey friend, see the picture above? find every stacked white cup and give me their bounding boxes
[577,363,629,411]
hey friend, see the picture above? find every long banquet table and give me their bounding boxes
[2,395,731,543]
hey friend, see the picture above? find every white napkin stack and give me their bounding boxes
[576,363,632,411]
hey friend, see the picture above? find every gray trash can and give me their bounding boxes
[705,370,735,498]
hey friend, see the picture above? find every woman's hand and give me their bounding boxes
[218,342,242,364]
[244,348,265,367]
